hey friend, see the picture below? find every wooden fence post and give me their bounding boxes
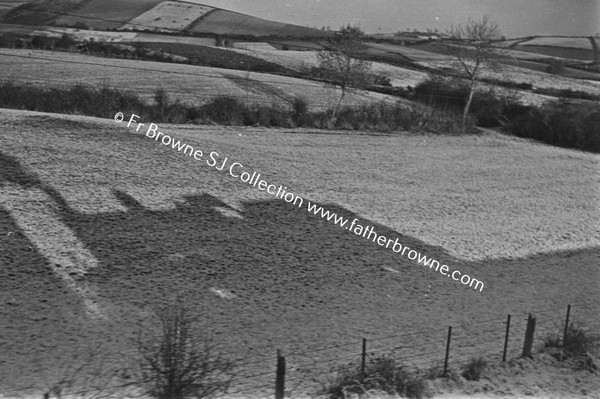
[521,313,536,358]
[361,338,367,373]
[562,304,571,345]
[275,349,285,399]
[502,314,511,362]
[443,326,452,376]
[560,304,572,361]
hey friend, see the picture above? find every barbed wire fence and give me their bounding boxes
[219,300,598,398]
[7,300,590,399]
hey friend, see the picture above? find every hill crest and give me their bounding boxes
[0,0,331,37]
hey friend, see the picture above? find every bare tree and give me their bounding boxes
[444,16,502,125]
[316,25,374,124]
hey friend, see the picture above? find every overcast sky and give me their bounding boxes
[199,0,600,37]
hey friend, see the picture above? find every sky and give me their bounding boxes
[199,0,600,37]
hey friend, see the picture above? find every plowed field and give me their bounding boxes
[0,109,599,397]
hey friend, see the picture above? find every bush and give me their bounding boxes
[506,99,600,153]
[419,108,476,135]
[424,363,462,383]
[245,104,292,127]
[470,89,505,128]
[501,102,532,123]
[0,82,147,118]
[414,77,510,128]
[545,58,566,75]
[0,82,478,135]
[151,87,188,122]
[461,357,487,381]
[131,301,234,399]
[55,33,77,49]
[72,22,89,30]
[199,96,248,125]
[544,323,598,360]
[563,324,592,357]
[413,76,468,111]
[291,97,309,126]
[319,354,429,399]
[373,74,392,86]
[0,33,13,48]
[331,102,432,133]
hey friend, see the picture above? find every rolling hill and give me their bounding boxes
[0,108,598,397]
[0,48,402,111]
[1,2,600,398]
[0,0,331,37]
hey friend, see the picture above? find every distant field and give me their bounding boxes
[0,48,401,111]
[131,32,215,45]
[187,8,326,37]
[520,36,593,49]
[120,1,213,32]
[1,0,331,38]
[420,60,600,105]
[369,42,450,62]
[0,21,37,33]
[131,41,294,74]
[48,26,138,42]
[0,0,82,25]
[514,44,595,61]
[223,46,429,87]
[498,58,600,80]
[268,39,325,51]
[498,46,565,61]
[52,0,161,29]
[498,36,597,62]
[232,41,277,51]
[0,24,217,44]
[222,47,320,71]
[0,1,27,19]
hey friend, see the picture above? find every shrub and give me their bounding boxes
[545,323,597,359]
[563,324,592,357]
[501,102,532,123]
[55,33,77,49]
[545,58,566,75]
[373,74,392,86]
[505,99,600,153]
[0,82,148,118]
[0,33,13,48]
[420,108,476,135]
[543,322,599,372]
[0,82,479,135]
[424,363,462,383]
[413,76,468,111]
[199,96,248,125]
[331,102,431,133]
[461,357,487,381]
[470,89,505,127]
[72,22,89,30]
[319,354,429,399]
[291,97,309,126]
[131,301,234,399]
[151,87,184,122]
[481,78,533,91]
[245,104,292,127]
[414,77,511,128]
